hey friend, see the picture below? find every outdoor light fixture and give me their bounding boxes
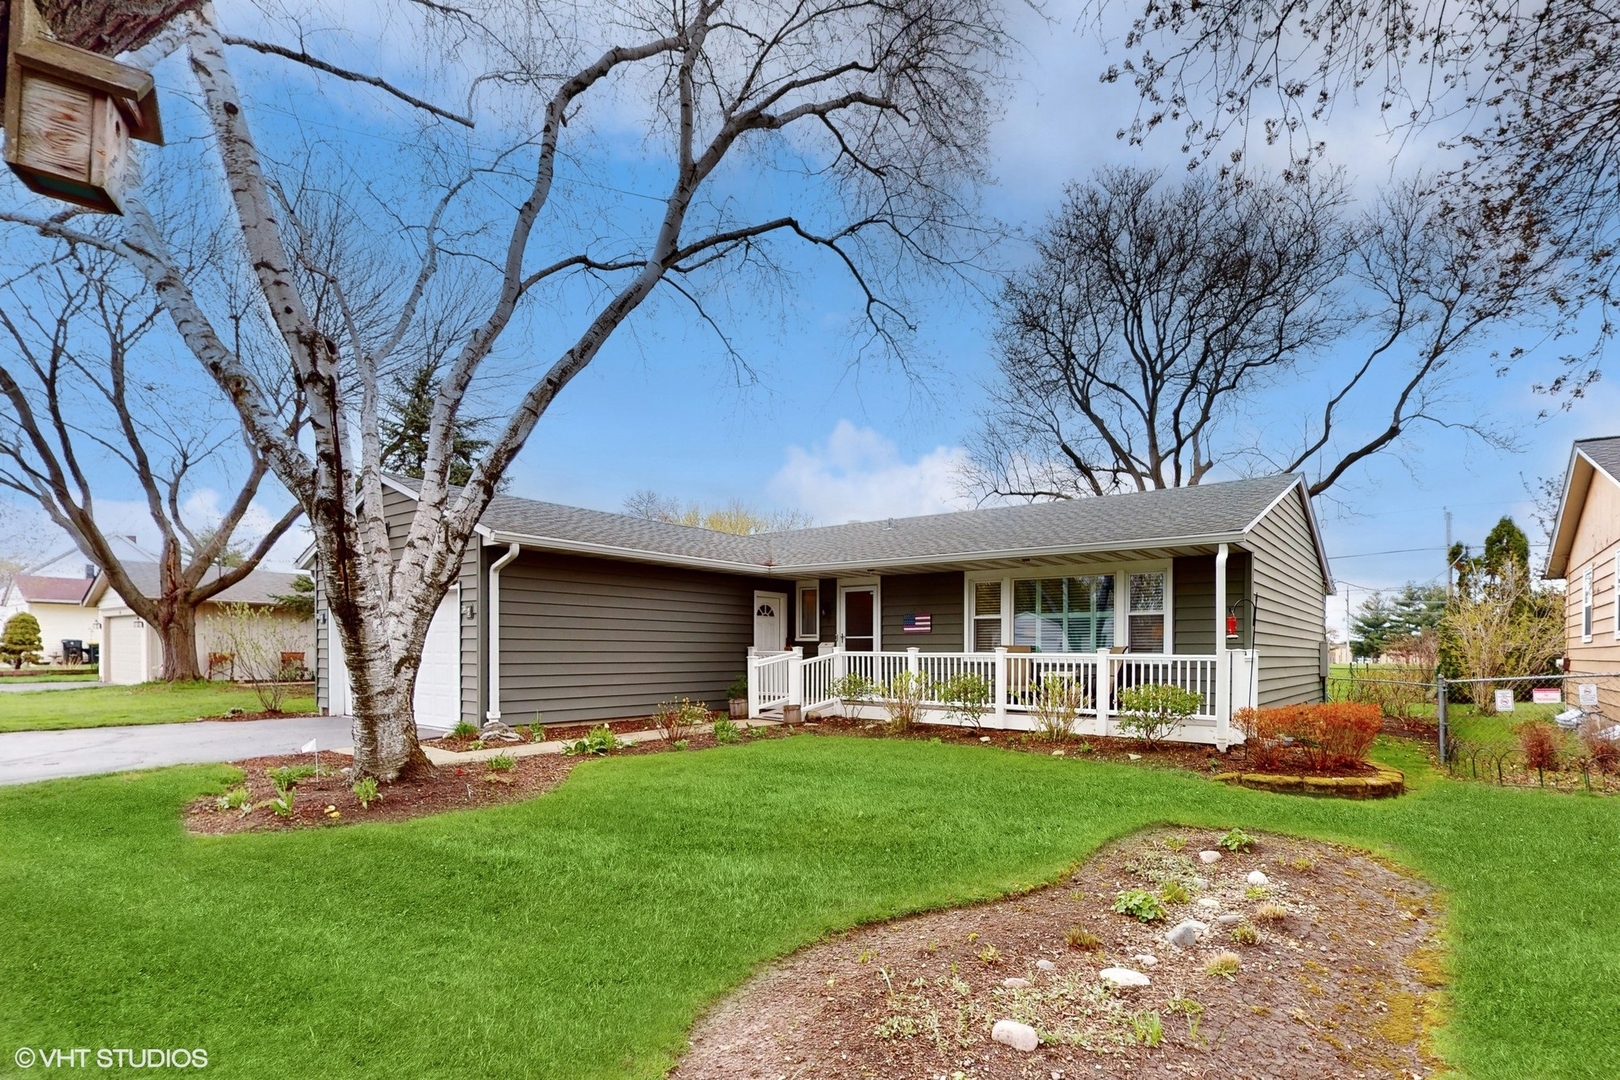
[461,601,477,621]
[315,611,328,627]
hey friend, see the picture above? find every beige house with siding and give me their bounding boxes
[0,573,98,662]
[1547,436,1620,716]
[310,473,1334,747]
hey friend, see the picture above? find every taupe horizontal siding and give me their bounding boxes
[880,571,965,651]
[497,552,762,724]
[313,572,329,713]
[1173,553,1251,654]
[1247,486,1329,706]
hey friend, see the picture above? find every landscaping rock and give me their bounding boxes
[1133,953,1158,967]
[991,1019,1041,1052]
[1191,876,1209,890]
[1099,967,1151,988]
[1002,977,1031,989]
[1196,897,1221,910]
[1247,870,1270,886]
[479,721,522,743]
[1198,850,1221,864]
[1036,959,1056,972]
[1164,919,1207,949]
[1215,913,1244,927]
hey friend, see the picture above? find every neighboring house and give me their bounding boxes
[86,563,314,685]
[308,473,1333,747]
[1547,435,1620,716]
[0,572,98,662]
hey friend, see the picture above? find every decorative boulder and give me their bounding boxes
[1164,919,1208,949]
[991,1019,1040,1052]
[1247,870,1270,886]
[1099,967,1151,988]
[1198,850,1221,864]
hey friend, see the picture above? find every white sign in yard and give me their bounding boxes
[1494,688,1516,713]
[1580,683,1600,707]
[1532,687,1563,705]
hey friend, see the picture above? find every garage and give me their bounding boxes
[326,591,461,730]
[101,614,154,685]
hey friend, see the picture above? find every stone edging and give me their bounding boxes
[1210,765,1406,799]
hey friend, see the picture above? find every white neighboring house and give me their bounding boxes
[87,562,314,685]
[0,572,99,663]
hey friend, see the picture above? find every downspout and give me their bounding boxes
[485,542,521,723]
[1214,543,1230,751]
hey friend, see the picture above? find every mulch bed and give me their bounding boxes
[673,828,1449,1080]
[201,708,319,723]
[422,715,664,752]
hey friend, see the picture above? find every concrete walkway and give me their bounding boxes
[0,715,362,786]
[0,681,107,692]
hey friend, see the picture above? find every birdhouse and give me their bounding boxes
[1,0,163,214]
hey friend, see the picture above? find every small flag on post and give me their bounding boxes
[300,738,319,753]
[301,737,319,772]
[902,613,932,634]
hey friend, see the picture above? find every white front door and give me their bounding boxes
[413,590,461,731]
[753,590,787,653]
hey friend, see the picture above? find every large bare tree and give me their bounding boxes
[1,0,1005,778]
[967,168,1536,501]
[0,248,303,679]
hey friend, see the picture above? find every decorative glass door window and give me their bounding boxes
[1127,571,1167,652]
[1012,575,1114,652]
[972,581,1002,650]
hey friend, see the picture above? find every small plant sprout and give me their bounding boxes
[1218,828,1256,852]
[712,716,742,744]
[977,944,1001,964]
[216,786,250,812]
[1065,925,1102,951]
[1167,996,1204,1039]
[1112,889,1167,922]
[1206,952,1242,979]
[352,776,381,809]
[487,753,516,772]
[1159,881,1191,905]
[563,726,620,756]
[1164,835,1188,852]
[451,719,479,739]
[1245,884,1268,900]
[1255,903,1290,923]
[1130,1009,1164,1047]
[1290,856,1314,872]
[1230,923,1260,946]
[529,717,547,742]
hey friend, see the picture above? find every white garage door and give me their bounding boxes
[104,615,147,685]
[413,592,462,731]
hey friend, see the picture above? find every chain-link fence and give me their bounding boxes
[1329,665,1620,792]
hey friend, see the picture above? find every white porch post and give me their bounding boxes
[788,646,804,707]
[1096,647,1112,736]
[747,647,760,719]
[485,542,521,722]
[1214,542,1231,751]
[993,646,1008,726]
[906,646,920,674]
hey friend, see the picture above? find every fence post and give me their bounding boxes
[1097,647,1112,737]
[994,646,1008,726]
[1436,675,1448,766]
[906,646,920,675]
[788,647,803,707]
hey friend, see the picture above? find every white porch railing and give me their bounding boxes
[746,646,1258,748]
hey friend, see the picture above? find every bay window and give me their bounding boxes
[968,563,1173,653]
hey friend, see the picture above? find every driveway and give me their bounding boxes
[0,715,368,786]
[0,681,107,692]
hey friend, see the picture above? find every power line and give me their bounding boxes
[1331,546,1440,560]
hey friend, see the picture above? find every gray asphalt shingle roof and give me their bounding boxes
[1578,436,1620,483]
[91,562,304,607]
[449,473,1303,571]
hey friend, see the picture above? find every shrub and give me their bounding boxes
[831,673,875,708]
[1031,674,1085,742]
[877,670,933,734]
[216,602,306,710]
[1065,925,1102,951]
[352,776,381,808]
[1579,719,1620,774]
[652,698,706,743]
[0,612,43,669]
[712,716,742,744]
[727,672,748,700]
[1517,720,1561,783]
[563,726,620,756]
[1234,706,1293,771]
[266,764,317,789]
[450,719,479,739]
[216,786,251,812]
[939,672,992,731]
[1205,952,1241,979]
[1116,683,1203,747]
[1218,828,1255,852]
[1112,889,1167,922]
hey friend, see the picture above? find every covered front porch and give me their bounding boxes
[746,644,1257,747]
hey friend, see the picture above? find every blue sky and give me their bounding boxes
[8,0,1618,643]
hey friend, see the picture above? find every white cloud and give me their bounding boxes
[768,422,973,524]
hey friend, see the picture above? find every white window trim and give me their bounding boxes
[795,579,820,642]
[963,559,1174,654]
[1582,566,1594,644]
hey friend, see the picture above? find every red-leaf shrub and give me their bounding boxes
[1235,702,1381,771]
[1517,721,1561,781]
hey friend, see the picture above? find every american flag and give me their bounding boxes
[902,613,932,634]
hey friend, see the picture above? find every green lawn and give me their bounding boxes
[0,681,316,733]
[0,671,100,683]
[1,737,1616,1079]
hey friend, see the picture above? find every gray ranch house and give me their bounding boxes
[309,473,1332,748]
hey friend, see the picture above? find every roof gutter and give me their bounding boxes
[485,541,521,723]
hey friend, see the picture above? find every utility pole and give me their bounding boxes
[1444,508,1453,601]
